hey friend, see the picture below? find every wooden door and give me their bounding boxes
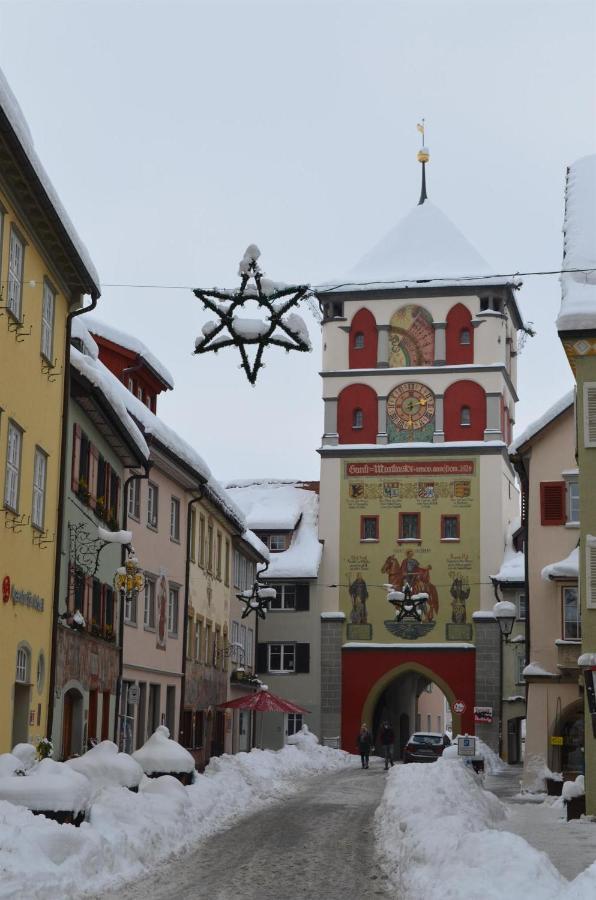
[101,690,111,740]
[62,692,73,759]
[88,689,98,744]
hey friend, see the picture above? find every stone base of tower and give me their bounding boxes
[341,644,476,753]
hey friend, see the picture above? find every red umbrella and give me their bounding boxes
[218,687,309,714]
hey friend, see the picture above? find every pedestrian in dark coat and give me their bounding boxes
[357,723,373,769]
[379,721,395,770]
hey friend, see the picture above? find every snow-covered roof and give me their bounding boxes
[523,662,557,678]
[85,315,175,389]
[240,529,270,561]
[556,154,596,332]
[226,481,322,579]
[541,546,578,581]
[0,66,100,295]
[71,316,99,359]
[509,390,574,452]
[70,344,149,462]
[492,518,525,584]
[318,201,519,293]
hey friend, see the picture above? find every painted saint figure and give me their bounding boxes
[349,573,369,624]
[450,576,470,624]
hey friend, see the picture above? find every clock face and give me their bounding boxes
[387,382,435,431]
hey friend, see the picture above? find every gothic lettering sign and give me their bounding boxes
[345,461,475,477]
[11,586,44,612]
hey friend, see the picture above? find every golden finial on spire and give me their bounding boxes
[416,120,429,205]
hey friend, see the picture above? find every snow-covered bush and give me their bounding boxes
[66,741,143,794]
[132,726,195,775]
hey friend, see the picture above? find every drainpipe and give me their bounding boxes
[491,577,505,758]
[178,487,206,743]
[113,464,152,745]
[47,291,99,741]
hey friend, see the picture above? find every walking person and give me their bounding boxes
[379,721,395,770]
[357,723,373,769]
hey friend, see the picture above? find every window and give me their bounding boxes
[15,646,30,683]
[352,408,364,429]
[170,496,180,541]
[194,619,202,661]
[207,523,214,571]
[240,625,247,665]
[36,652,45,693]
[125,587,137,624]
[205,624,212,665]
[7,227,24,320]
[286,713,303,736]
[460,406,471,426]
[459,328,471,345]
[224,539,230,586]
[268,643,295,673]
[563,586,581,640]
[583,383,596,448]
[145,396,151,408]
[360,516,379,541]
[231,620,240,663]
[399,512,420,541]
[540,481,566,526]
[516,653,525,685]
[168,586,179,635]
[247,629,254,668]
[137,387,143,402]
[144,578,156,628]
[269,584,296,610]
[216,531,222,579]
[199,515,206,567]
[147,482,158,529]
[128,478,140,520]
[566,480,580,524]
[4,421,22,512]
[480,297,489,312]
[92,578,102,629]
[40,281,55,361]
[354,332,365,349]
[189,508,197,562]
[127,377,134,392]
[441,515,460,541]
[517,592,527,621]
[31,447,47,530]
[268,534,287,552]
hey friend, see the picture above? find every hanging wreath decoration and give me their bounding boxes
[237,581,278,620]
[193,245,312,384]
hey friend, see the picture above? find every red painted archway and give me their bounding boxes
[341,645,476,750]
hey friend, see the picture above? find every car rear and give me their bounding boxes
[403,732,445,763]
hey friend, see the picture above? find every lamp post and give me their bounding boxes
[113,548,145,751]
[492,599,517,758]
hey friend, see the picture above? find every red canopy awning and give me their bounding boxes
[218,688,309,714]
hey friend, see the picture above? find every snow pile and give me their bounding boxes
[475,737,507,775]
[0,753,26,777]
[542,546,579,581]
[226,480,322,579]
[376,758,572,900]
[523,662,557,677]
[85,315,174,389]
[71,316,100,359]
[132,726,195,775]
[98,527,133,545]
[66,742,143,794]
[492,518,524,583]
[0,733,354,899]
[0,758,91,814]
[562,775,585,801]
[557,155,596,332]
[285,724,320,750]
[510,390,574,452]
[11,743,37,771]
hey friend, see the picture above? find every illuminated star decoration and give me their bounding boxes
[386,582,429,622]
[237,581,278,620]
[193,245,311,385]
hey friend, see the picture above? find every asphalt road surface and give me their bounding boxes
[101,759,393,900]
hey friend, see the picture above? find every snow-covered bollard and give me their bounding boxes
[132,726,196,785]
[562,774,585,820]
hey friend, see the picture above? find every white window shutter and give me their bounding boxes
[586,542,596,610]
[583,383,596,448]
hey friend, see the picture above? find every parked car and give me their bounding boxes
[403,732,451,763]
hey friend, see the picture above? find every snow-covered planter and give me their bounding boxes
[132,726,196,784]
[66,741,143,795]
[563,774,586,820]
[0,758,91,825]
[0,753,26,777]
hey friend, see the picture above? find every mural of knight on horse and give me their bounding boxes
[381,549,439,622]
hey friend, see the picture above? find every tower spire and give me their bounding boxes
[416,120,429,205]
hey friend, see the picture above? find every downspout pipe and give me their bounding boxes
[491,577,505,759]
[113,463,151,745]
[178,486,206,743]
[47,291,99,741]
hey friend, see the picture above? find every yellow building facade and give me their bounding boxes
[0,75,100,752]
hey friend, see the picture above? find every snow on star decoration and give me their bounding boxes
[193,245,312,385]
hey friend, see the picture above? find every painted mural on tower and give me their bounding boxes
[389,305,434,367]
[340,458,479,643]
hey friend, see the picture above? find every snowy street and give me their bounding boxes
[97,761,391,900]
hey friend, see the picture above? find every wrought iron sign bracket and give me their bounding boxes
[32,528,55,549]
[3,509,30,533]
[41,357,61,383]
[7,313,32,343]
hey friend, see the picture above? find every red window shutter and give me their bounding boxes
[540,482,566,526]
[89,446,99,508]
[71,424,81,492]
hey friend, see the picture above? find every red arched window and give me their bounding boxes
[444,381,486,441]
[338,384,378,444]
[446,304,474,364]
[349,309,378,369]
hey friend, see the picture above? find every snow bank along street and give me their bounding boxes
[376,758,596,900]
[0,730,355,899]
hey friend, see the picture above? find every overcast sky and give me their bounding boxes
[1,0,595,481]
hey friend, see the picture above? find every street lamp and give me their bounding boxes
[492,600,517,642]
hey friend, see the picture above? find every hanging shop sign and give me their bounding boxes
[474,706,493,724]
[550,736,564,746]
[2,576,10,603]
[11,586,44,612]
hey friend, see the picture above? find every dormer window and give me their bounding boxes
[353,408,364,429]
[354,332,365,350]
[459,328,471,345]
[460,406,471,426]
[268,534,287,552]
[137,387,143,402]
[127,378,134,392]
